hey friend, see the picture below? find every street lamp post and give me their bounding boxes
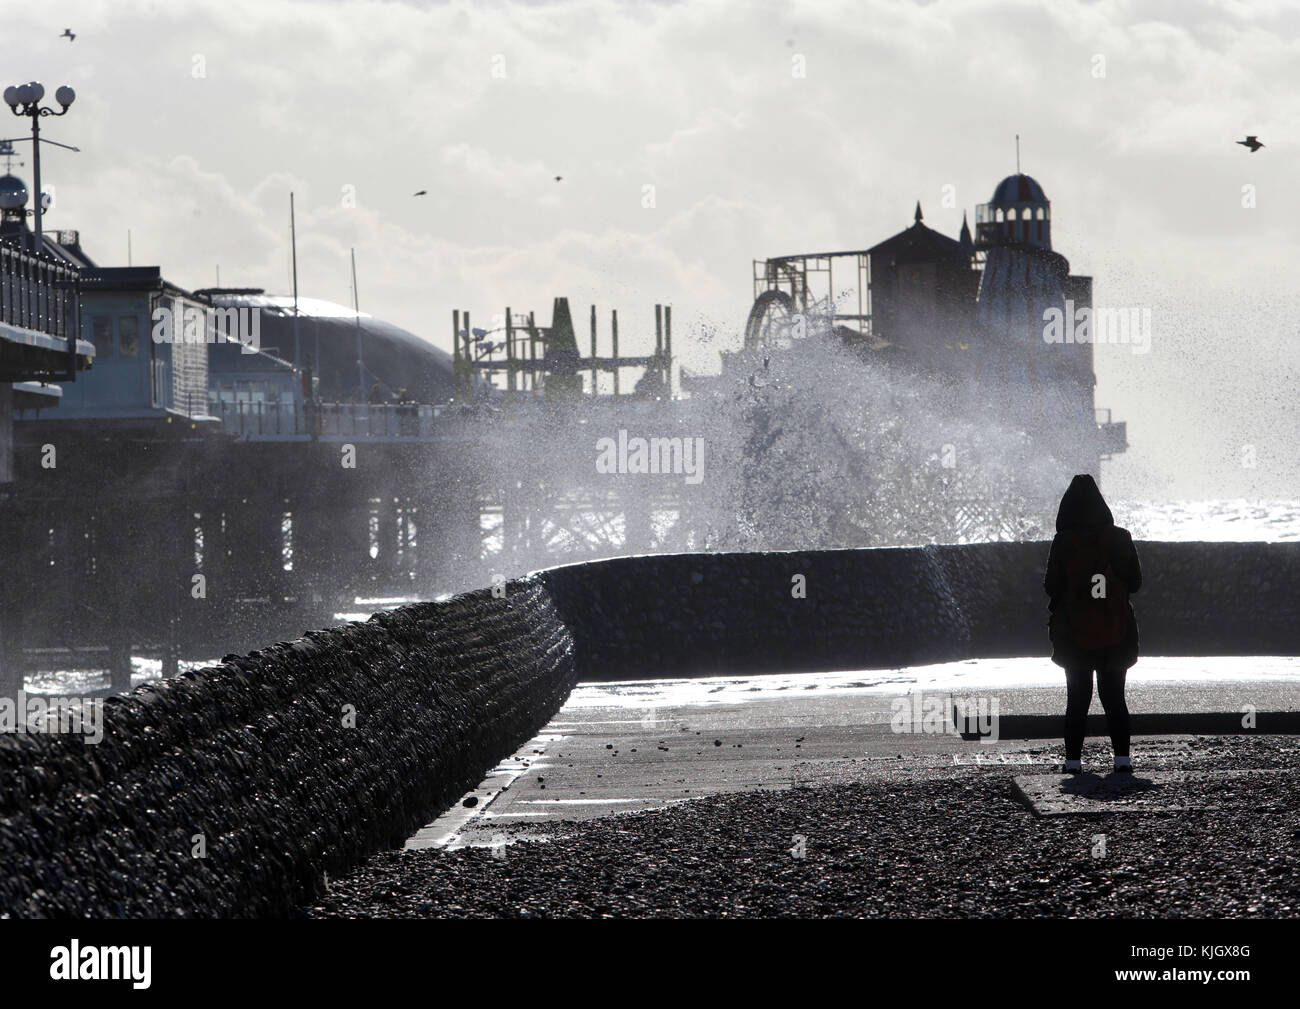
[3,81,76,248]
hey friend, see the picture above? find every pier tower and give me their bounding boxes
[973,173,1097,468]
[973,173,1069,342]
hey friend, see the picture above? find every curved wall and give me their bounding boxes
[539,546,973,679]
[541,541,1300,680]
[0,580,574,917]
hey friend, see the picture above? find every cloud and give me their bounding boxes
[1,0,1296,496]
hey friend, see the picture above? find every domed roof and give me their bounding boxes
[0,173,28,210]
[199,290,455,404]
[989,173,1047,206]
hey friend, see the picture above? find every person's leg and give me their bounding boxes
[1064,666,1094,762]
[1096,665,1131,761]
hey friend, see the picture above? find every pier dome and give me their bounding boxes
[196,289,455,404]
[976,173,1052,251]
[989,173,1047,206]
[0,174,28,210]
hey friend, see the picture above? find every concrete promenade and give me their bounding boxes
[408,657,1300,849]
[305,656,1299,918]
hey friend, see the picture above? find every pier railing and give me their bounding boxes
[213,400,464,440]
[0,243,78,342]
[211,394,682,442]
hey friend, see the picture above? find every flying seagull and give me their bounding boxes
[1237,135,1264,152]
[61,28,76,41]
[412,189,427,196]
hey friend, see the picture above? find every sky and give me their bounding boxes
[1,0,1297,500]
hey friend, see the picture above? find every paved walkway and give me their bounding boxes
[406,657,1300,850]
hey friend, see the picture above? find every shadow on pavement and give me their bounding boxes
[1059,772,1157,800]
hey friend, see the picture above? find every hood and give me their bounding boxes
[1055,474,1114,532]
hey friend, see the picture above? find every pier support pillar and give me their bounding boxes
[0,600,23,701]
[108,601,132,694]
[0,504,23,699]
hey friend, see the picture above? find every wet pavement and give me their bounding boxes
[407,657,1300,850]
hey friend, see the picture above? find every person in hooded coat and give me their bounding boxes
[1043,474,1142,775]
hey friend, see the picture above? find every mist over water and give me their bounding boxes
[680,323,1072,551]
[453,314,1107,584]
[442,295,1300,593]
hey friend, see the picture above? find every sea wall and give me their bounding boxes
[0,579,575,917]
[540,540,1300,679]
[2,538,1296,917]
[539,546,973,679]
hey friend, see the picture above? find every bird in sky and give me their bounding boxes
[1237,135,1264,152]
[554,175,562,182]
[412,189,427,196]
[61,28,76,41]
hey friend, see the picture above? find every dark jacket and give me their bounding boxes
[1043,475,1142,669]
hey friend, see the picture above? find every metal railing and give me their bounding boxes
[211,396,681,442]
[0,242,77,341]
[212,399,460,440]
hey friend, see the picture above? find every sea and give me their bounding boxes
[20,499,1300,697]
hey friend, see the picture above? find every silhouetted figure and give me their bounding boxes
[1043,475,1142,775]
[367,382,384,404]
[1237,135,1264,152]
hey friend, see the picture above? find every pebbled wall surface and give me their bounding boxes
[0,579,575,918]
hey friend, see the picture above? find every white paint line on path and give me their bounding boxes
[404,732,567,850]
